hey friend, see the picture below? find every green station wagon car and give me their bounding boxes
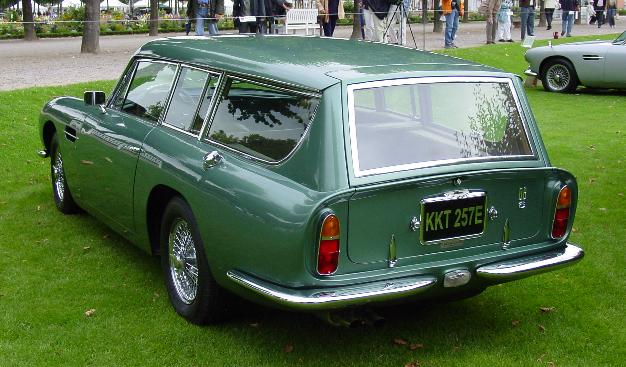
[38,36,583,324]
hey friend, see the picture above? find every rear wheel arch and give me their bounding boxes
[146,185,187,256]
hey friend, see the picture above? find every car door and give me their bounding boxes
[75,60,178,233]
[604,42,626,88]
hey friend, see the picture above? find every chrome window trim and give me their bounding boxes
[200,74,322,165]
[347,76,538,178]
[160,64,220,138]
[198,71,227,141]
[109,58,180,124]
[107,60,139,110]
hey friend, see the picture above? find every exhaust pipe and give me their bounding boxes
[317,308,386,327]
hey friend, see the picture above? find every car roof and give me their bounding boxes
[136,35,501,90]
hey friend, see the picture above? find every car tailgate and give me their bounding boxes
[346,168,558,265]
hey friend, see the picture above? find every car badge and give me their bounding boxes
[518,187,527,209]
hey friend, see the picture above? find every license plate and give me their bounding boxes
[421,192,487,243]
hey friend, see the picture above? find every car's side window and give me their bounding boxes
[207,78,320,162]
[110,62,136,110]
[163,67,217,134]
[117,61,177,123]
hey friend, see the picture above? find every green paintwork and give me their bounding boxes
[39,36,581,311]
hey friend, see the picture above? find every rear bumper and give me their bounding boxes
[226,270,437,311]
[227,243,583,310]
[476,243,584,281]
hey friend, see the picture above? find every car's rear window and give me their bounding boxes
[348,77,534,177]
[207,78,320,162]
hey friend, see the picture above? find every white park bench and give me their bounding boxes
[275,8,319,35]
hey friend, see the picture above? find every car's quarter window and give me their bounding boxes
[207,78,320,162]
[348,77,534,177]
[115,61,177,123]
[190,76,220,135]
[163,67,216,134]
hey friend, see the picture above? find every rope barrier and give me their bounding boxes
[1,9,569,25]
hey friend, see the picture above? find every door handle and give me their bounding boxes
[203,151,223,170]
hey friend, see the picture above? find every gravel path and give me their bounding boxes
[0,20,622,91]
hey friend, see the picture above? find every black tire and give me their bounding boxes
[541,58,578,93]
[50,133,79,214]
[160,197,227,324]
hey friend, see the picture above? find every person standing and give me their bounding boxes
[233,0,260,33]
[483,0,501,44]
[559,0,579,37]
[317,0,345,37]
[593,0,605,28]
[187,0,225,36]
[606,0,617,28]
[519,0,535,40]
[544,0,556,30]
[496,0,513,42]
[386,0,410,45]
[442,0,463,48]
[363,0,391,42]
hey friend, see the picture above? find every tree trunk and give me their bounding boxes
[21,0,37,40]
[81,0,100,53]
[538,0,546,27]
[150,0,159,36]
[462,0,468,22]
[433,0,442,32]
[350,0,362,40]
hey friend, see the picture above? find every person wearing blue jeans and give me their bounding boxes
[187,0,224,36]
[559,0,579,37]
[443,0,463,48]
[519,0,535,40]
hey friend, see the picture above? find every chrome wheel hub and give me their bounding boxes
[546,64,570,91]
[52,151,65,201]
[168,218,198,304]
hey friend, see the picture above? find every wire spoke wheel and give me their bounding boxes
[168,218,198,304]
[546,64,571,91]
[52,151,65,202]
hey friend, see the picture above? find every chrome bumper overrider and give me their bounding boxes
[524,68,538,77]
[476,243,584,281]
[226,270,437,310]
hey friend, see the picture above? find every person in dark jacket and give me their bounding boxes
[559,0,579,37]
[519,0,535,40]
[593,0,606,28]
[362,0,391,42]
[187,0,225,36]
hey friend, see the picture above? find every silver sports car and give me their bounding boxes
[524,31,626,92]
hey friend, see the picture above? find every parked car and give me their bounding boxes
[38,35,583,324]
[525,30,626,92]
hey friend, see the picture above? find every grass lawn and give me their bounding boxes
[1,38,625,366]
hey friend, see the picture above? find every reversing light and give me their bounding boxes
[551,186,571,239]
[317,214,340,275]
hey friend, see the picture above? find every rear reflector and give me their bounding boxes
[317,214,340,275]
[552,186,571,239]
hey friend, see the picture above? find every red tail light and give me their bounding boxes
[317,214,340,275]
[552,186,571,239]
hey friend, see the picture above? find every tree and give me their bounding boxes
[538,0,546,27]
[433,0,442,32]
[349,0,362,40]
[149,0,158,36]
[81,0,100,53]
[21,0,37,40]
